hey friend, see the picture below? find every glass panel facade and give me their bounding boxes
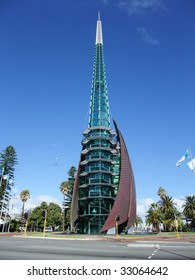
[88,44,110,128]
[85,150,111,160]
[79,185,115,199]
[78,127,120,233]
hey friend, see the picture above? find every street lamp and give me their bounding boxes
[42,209,47,237]
[115,213,120,241]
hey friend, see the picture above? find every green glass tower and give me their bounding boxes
[88,13,110,128]
[71,14,136,234]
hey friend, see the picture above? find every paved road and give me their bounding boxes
[0,236,194,260]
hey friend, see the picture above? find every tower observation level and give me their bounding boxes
[71,14,136,234]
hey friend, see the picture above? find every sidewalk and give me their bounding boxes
[105,233,195,243]
[0,232,194,243]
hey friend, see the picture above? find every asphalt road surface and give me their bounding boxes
[0,236,194,260]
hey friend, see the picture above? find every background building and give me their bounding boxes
[71,14,136,234]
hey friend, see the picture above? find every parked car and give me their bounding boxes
[45,226,53,232]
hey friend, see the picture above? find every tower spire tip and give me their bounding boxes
[96,12,103,44]
[98,11,100,21]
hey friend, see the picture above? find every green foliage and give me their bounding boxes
[157,187,166,199]
[60,166,77,229]
[28,206,43,229]
[182,195,195,228]
[0,145,18,180]
[133,215,143,229]
[9,219,21,232]
[20,189,30,219]
[0,145,18,214]
[146,202,163,231]
[20,189,30,203]
[68,166,76,186]
[60,166,77,205]
[146,187,193,232]
[47,203,62,227]
[27,201,62,230]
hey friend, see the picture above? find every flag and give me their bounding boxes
[187,158,195,170]
[176,156,185,167]
[176,150,190,167]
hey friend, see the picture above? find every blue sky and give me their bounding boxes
[0,0,194,221]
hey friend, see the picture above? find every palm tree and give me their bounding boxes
[133,215,143,230]
[160,195,177,231]
[59,166,76,231]
[60,181,69,231]
[20,189,30,220]
[182,195,195,228]
[157,187,167,200]
[160,196,176,214]
[146,203,162,232]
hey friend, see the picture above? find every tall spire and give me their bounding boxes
[89,13,110,128]
[71,14,136,235]
[96,12,103,45]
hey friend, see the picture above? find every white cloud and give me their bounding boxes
[137,26,159,45]
[118,0,165,15]
[9,194,61,217]
[25,195,61,211]
[173,196,185,212]
[137,197,154,223]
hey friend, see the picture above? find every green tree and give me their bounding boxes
[160,196,176,216]
[27,204,45,230]
[47,203,62,229]
[59,166,76,230]
[60,181,69,231]
[28,201,62,231]
[157,187,167,200]
[68,166,77,186]
[20,189,30,219]
[0,145,18,180]
[9,219,21,232]
[0,146,18,215]
[146,203,162,232]
[157,187,178,231]
[60,181,69,197]
[133,215,143,230]
[66,166,77,205]
[182,195,195,228]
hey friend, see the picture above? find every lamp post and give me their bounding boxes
[62,197,66,232]
[115,214,120,241]
[174,217,179,239]
[42,209,47,237]
[172,213,179,239]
